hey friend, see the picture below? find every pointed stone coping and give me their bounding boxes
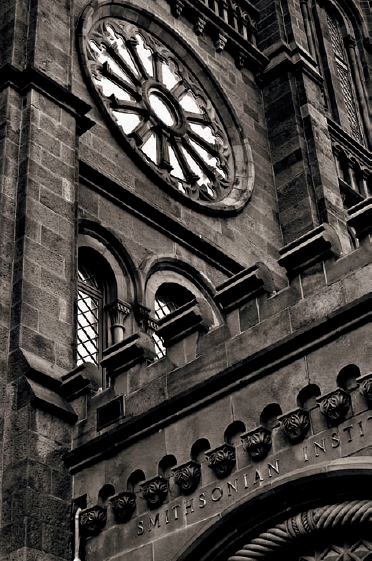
[215,262,276,313]
[100,331,156,377]
[278,224,342,275]
[347,197,372,239]
[17,375,77,423]
[60,362,101,399]
[156,298,213,347]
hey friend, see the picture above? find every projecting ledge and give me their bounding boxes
[347,197,372,240]
[100,332,156,377]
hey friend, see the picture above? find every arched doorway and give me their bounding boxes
[173,459,372,561]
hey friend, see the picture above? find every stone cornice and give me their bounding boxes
[64,291,372,472]
[327,118,372,167]
[0,64,94,134]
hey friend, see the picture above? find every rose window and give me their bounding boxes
[82,16,249,208]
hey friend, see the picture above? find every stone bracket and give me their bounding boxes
[316,388,351,425]
[278,224,342,275]
[278,407,310,443]
[215,262,276,313]
[156,298,213,347]
[357,372,372,402]
[347,197,372,240]
[100,332,156,377]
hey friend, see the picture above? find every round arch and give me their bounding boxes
[172,458,372,561]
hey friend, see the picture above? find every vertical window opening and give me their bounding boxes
[77,265,103,366]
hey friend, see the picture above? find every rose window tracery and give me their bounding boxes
[84,18,237,205]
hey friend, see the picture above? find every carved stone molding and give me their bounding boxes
[279,408,310,443]
[173,460,201,495]
[317,388,351,424]
[110,491,136,522]
[241,426,272,461]
[357,373,372,402]
[229,500,372,561]
[80,505,107,536]
[206,444,236,478]
[141,476,168,509]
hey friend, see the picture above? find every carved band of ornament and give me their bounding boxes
[279,409,310,444]
[229,500,372,561]
[110,491,136,522]
[206,444,236,478]
[141,476,168,509]
[79,505,107,536]
[173,460,201,494]
[317,388,351,424]
[241,426,272,461]
[357,374,372,402]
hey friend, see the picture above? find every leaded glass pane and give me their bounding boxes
[77,289,100,366]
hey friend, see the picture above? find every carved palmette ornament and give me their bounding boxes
[279,408,310,443]
[173,461,201,494]
[110,491,136,522]
[141,476,168,509]
[79,505,107,536]
[241,426,272,461]
[317,388,351,423]
[206,444,236,478]
[357,373,372,401]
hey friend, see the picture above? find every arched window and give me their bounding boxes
[77,263,103,367]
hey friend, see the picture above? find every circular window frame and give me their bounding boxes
[78,1,254,215]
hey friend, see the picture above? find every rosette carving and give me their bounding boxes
[358,373,372,402]
[206,444,236,478]
[173,460,201,494]
[142,476,168,509]
[110,491,136,522]
[80,505,107,536]
[317,388,351,424]
[279,408,310,443]
[241,426,272,461]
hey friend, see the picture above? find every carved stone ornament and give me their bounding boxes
[279,408,310,443]
[173,460,201,494]
[317,388,351,424]
[79,505,107,536]
[357,373,372,402]
[79,5,254,213]
[195,16,207,36]
[206,444,236,478]
[110,491,136,522]
[241,426,272,461]
[141,476,168,509]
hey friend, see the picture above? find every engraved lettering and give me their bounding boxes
[137,521,144,536]
[172,505,180,520]
[358,420,364,436]
[149,513,160,531]
[303,446,309,462]
[268,460,279,478]
[314,439,326,457]
[227,479,238,496]
[253,469,263,484]
[165,509,169,524]
[211,487,223,501]
[331,433,340,448]
[343,425,353,442]
[184,498,194,515]
[199,493,206,508]
[244,473,249,488]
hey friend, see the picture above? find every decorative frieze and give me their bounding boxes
[279,408,310,443]
[110,491,136,522]
[241,426,272,461]
[173,460,201,494]
[206,444,236,478]
[80,505,107,536]
[357,373,372,402]
[317,388,351,424]
[142,476,168,509]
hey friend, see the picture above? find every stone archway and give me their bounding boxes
[229,500,372,561]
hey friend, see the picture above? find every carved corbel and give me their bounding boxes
[215,33,228,53]
[173,460,201,494]
[235,51,247,69]
[279,408,310,443]
[241,426,272,461]
[195,16,207,36]
[317,388,351,424]
[357,373,372,403]
[80,505,107,536]
[172,0,185,18]
[110,491,136,522]
[206,444,236,478]
[141,476,168,509]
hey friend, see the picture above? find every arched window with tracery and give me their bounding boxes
[77,263,103,366]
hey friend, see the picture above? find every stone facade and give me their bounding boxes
[0,0,371,560]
